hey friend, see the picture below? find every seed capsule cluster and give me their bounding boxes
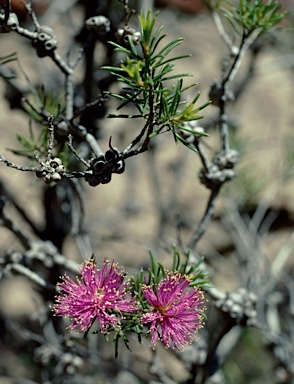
[85,147,125,187]
[36,157,65,184]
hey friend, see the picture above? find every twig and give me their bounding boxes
[188,187,221,251]
[123,121,149,155]
[2,263,56,290]
[22,96,50,120]
[219,108,230,153]
[46,116,55,161]
[212,12,236,54]
[66,178,85,236]
[0,198,32,249]
[65,71,74,119]
[68,134,90,167]
[0,181,41,236]
[4,0,11,21]
[222,29,261,87]
[69,122,104,157]
[195,140,211,172]
[0,154,39,172]
[25,0,41,29]
[51,51,73,76]
[72,96,106,119]
[188,17,258,255]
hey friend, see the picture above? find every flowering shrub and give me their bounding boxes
[0,0,292,383]
[53,254,206,354]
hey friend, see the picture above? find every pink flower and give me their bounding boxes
[141,271,205,350]
[53,259,137,333]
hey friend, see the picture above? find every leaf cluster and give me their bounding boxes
[222,0,288,36]
[8,120,49,159]
[131,246,211,309]
[171,245,212,288]
[103,11,209,149]
[23,87,65,122]
[8,88,66,160]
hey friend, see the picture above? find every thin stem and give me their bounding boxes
[25,0,40,29]
[222,29,261,87]
[69,122,104,157]
[4,0,11,21]
[66,179,83,236]
[188,187,221,251]
[65,71,74,120]
[46,116,55,161]
[219,105,230,153]
[195,140,211,172]
[0,154,39,172]
[0,181,40,237]
[73,96,106,119]
[3,263,56,291]
[63,170,90,178]
[68,134,91,167]
[22,96,50,120]
[0,200,32,249]
[123,121,149,155]
[212,11,235,51]
[51,52,73,76]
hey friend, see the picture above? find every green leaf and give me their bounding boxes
[0,52,18,66]
[180,125,208,137]
[149,26,165,52]
[152,38,184,60]
[107,41,141,59]
[173,132,198,152]
[154,54,191,68]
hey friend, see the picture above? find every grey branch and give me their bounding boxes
[0,200,32,249]
[2,262,56,290]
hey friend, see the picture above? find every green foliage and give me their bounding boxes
[171,245,212,288]
[131,246,211,312]
[130,250,165,302]
[221,0,287,36]
[0,52,17,80]
[8,120,49,160]
[203,0,222,12]
[103,10,210,150]
[24,87,65,122]
[8,87,66,160]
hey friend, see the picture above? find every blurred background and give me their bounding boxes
[0,0,294,383]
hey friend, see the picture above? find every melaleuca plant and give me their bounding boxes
[52,247,208,356]
[0,9,209,187]
[103,10,210,153]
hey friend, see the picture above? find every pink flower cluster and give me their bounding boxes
[53,258,205,350]
[53,259,137,333]
[141,271,204,350]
